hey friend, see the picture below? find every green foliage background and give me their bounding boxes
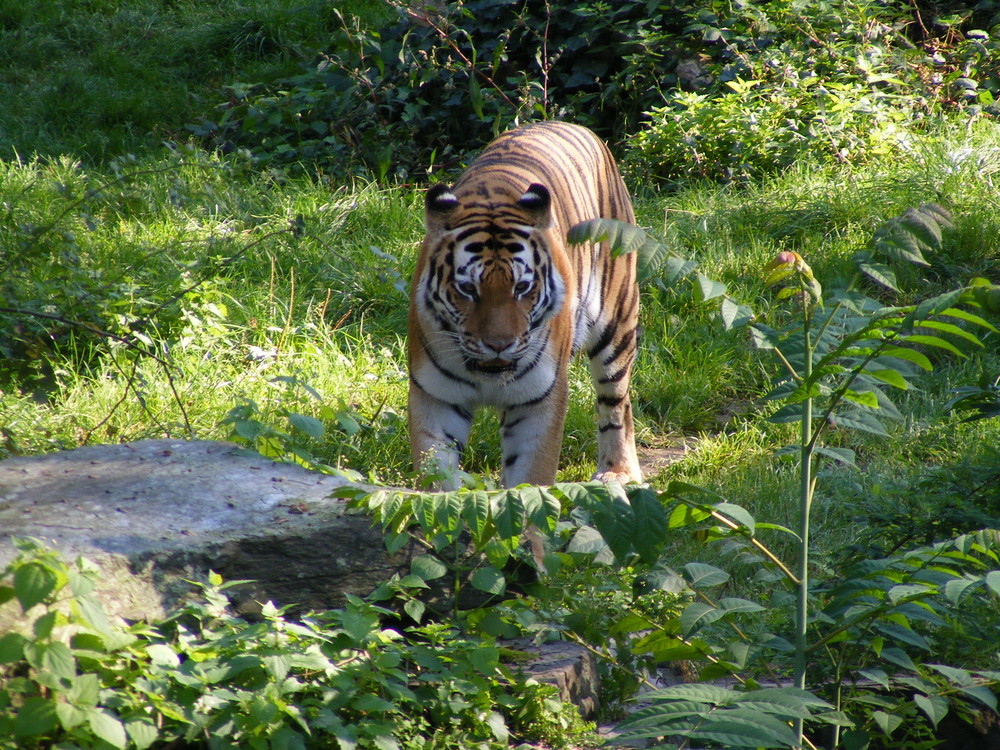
[1,0,1000,748]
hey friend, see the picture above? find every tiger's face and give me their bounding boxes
[417,182,567,377]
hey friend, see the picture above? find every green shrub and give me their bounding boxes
[632,0,1000,182]
[0,537,589,750]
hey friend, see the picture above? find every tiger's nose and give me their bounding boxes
[483,336,516,356]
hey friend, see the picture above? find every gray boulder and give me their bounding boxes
[0,439,406,624]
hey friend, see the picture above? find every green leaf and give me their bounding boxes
[410,555,448,582]
[146,643,180,667]
[492,489,524,540]
[880,647,916,672]
[939,306,998,333]
[287,411,324,438]
[642,683,737,705]
[865,368,909,390]
[767,402,806,424]
[566,218,647,257]
[859,261,900,291]
[985,570,1000,595]
[14,697,57,738]
[689,711,799,747]
[41,641,76,681]
[913,694,949,728]
[591,491,636,563]
[918,319,983,347]
[814,446,856,466]
[461,490,491,542]
[959,685,998,710]
[76,594,112,635]
[719,597,765,614]
[830,410,889,436]
[403,598,425,623]
[694,273,727,301]
[67,672,100,707]
[14,562,58,611]
[902,333,965,357]
[470,566,505,595]
[842,389,879,409]
[88,708,128,749]
[55,702,87,730]
[0,631,26,663]
[125,718,159,750]
[720,296,754,330]
[680,601,725,636]
[713,502,756,533]
[872,710,903,736]
[880,345,933,370]
[629,487,667,563]
[683,562,730,588]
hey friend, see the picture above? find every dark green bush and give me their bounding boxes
[193,0,1000,181]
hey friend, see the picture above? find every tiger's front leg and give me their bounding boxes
[588,324,642,485]
[408,386,473,491]
[498,378,568,487]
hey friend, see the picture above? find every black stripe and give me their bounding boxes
[417,331,477,387]
[588,324,617,359]
[598,423,622,433]
[598,365,629,384]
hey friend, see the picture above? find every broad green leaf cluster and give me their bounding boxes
[0,538,587,750]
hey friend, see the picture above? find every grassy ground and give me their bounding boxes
[1,4,999,746]
[2,120,998,562]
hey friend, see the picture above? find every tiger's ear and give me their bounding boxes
[425,183,459,231]
[517,183,551,229]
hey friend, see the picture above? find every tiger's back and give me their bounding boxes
[408,121,641,488]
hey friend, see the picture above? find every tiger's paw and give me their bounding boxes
[591,469,642,485]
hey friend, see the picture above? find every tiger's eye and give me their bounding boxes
[457,281,477,298]
[513,281,531,297]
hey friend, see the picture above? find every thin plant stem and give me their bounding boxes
[793,287,814,749]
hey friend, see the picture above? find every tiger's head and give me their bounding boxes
[416,181,568,377]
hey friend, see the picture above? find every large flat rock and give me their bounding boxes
[0,440,410,624]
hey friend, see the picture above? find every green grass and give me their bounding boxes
[1,3,999,745]
[2,124,997,560]
[0,0,394,162]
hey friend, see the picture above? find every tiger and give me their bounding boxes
[408,120,641,491]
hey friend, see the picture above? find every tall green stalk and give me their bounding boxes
[793,297,813,748]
